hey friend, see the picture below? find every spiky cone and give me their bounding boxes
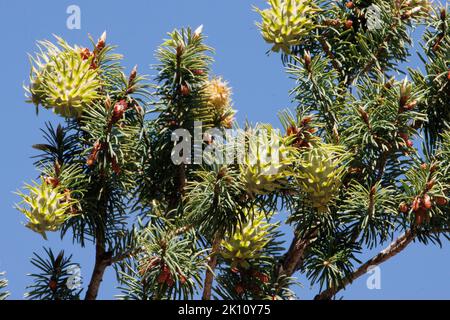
[296,143,347,213]
[240,125,296,197]
[255,0,320,54]
[221,210,273,269]
[15,179,76,239]
[205,77,232,113]
[27,37,102,118]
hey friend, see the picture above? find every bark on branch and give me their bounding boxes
[314,230,415,300]
[202,233,222,300]
[85,242,113,300]
[277,228,318,277]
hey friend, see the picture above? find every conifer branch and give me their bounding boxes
[314,230,415,300]
[278,228,318,277]
[202,232,222,300]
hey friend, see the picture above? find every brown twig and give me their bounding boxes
[202,232,222,300]
[85,242,113,300]
[277,228,319,278]
[314,230,415,300]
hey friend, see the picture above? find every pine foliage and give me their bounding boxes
[12,1,450,300]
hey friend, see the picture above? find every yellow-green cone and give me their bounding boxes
[16,179,75,239]
[205,77,232,113]
[221,210,273,269]
[27,37,102,118]
[297,143,347,212]
[255,0,319,54]
[240,125,295,197]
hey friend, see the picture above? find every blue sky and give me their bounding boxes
[0,0,448,300]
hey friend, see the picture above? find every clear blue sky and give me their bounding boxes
[0,0,448,300]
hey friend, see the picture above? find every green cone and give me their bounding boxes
[27,37,102,118]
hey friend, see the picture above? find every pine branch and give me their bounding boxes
[202,232,222,300]
[314,230,415,300]
[277,228,318,277]
[85,242,113,300]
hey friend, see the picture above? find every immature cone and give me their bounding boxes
[221,210,273,269]
[241,125,295,197]
[205,77,232,112]
[297,143,347,212]
[16,179,75,239]
[27,37,102,118]
[255,0,319,54]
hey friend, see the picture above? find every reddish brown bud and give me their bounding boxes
[129,65,138,84]
[45,176,60,188]
[112,100,128,123]
[426,179,436,191]
[96,31,107,51]
[346,1,354,9]
[157,270,170,284]
[435,196,448,206]
[420,163,428,170]
[80,48,91,60]
[344,20,353,29]
[180,84,190,96]
[423,194,432,209]
[192,69,204,76]
[49,279,57,292]
[303,51,312,67]
[412,197,421,212]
